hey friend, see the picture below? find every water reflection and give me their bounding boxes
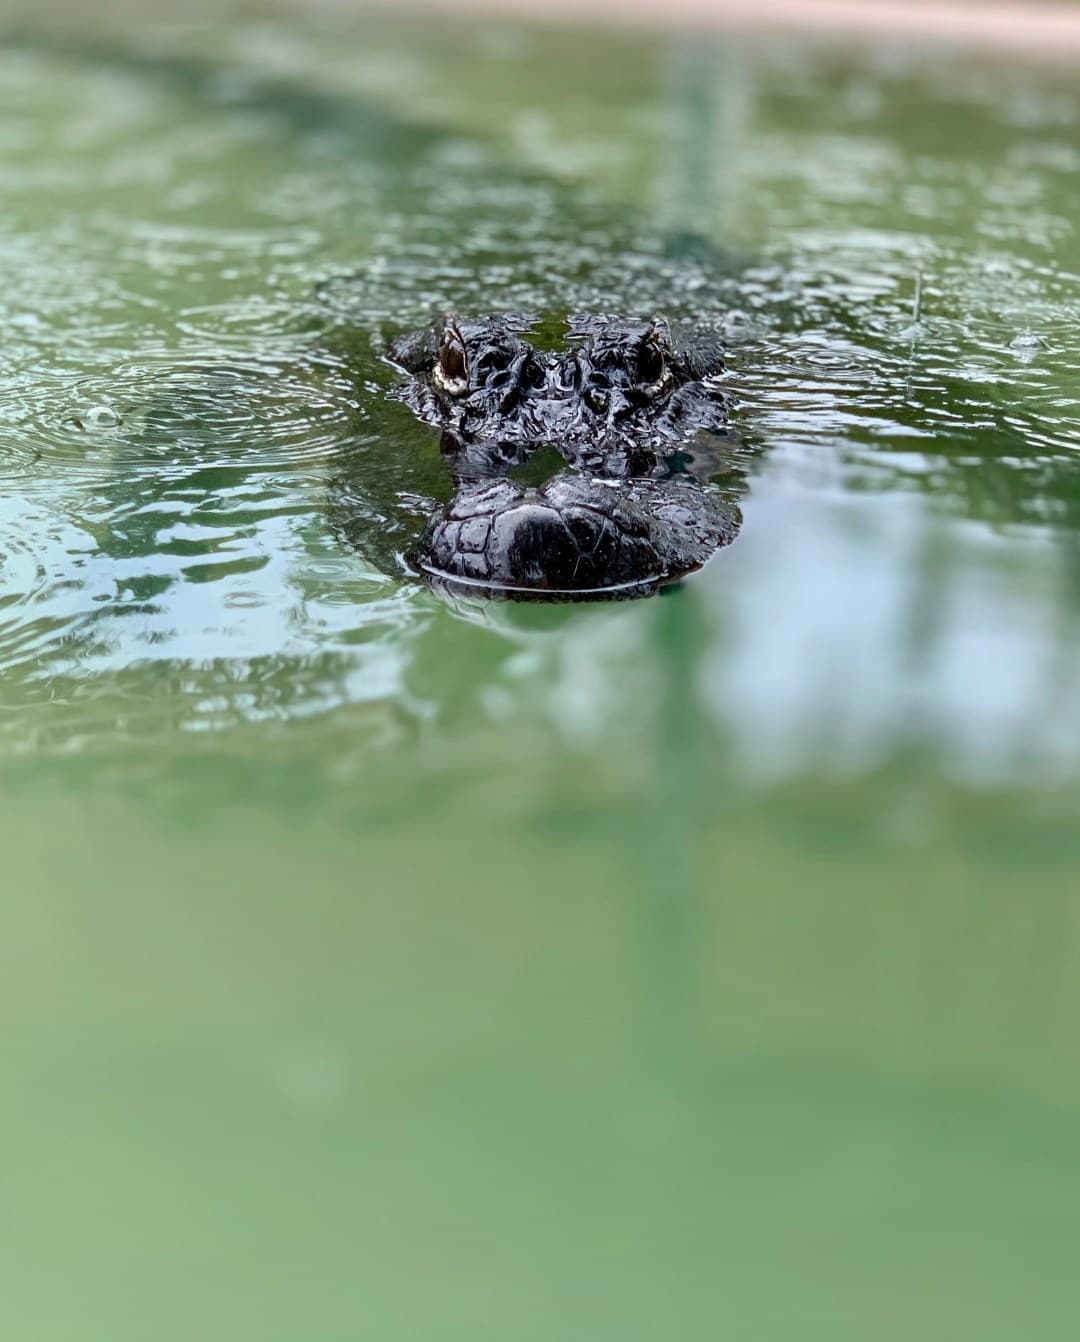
[4,15,1080,1336]
[0,12,1078,786]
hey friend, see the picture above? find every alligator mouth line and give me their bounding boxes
[412,560,671,598]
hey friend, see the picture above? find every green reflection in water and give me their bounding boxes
[2,5,1080,1339]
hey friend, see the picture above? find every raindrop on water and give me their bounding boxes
[1009,331,1046,363]
[74,404,123,430]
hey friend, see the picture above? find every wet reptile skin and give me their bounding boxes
[387,313,741,598]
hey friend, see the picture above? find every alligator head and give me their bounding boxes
[386,313,740,598]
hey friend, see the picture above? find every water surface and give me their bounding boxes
[2,9,1080,1339]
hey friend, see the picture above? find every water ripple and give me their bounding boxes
[1,20,1079,778]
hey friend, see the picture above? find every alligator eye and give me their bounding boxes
[435,327,469,396]
[636,336,666,390]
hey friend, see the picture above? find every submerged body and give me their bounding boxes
[387,314,741,598]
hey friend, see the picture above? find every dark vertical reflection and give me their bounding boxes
[627,586,722,1092]
[658,34,752,250]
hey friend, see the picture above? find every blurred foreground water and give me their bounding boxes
[2,7,1080,1338]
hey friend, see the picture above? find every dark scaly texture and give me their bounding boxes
[387,313,741,598]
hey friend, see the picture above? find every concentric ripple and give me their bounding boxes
[5,350,362,477]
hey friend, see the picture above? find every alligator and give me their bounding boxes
[386,313,742,599]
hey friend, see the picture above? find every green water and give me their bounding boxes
[3,7,1080,1338]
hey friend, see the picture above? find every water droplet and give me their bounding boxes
[896,320,928,343]
[1009,332,1045,363]
[78,404,123,430]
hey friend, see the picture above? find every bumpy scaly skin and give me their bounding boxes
[387,313,740,598]
[389,315,550,446]
[417,476,740,596]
